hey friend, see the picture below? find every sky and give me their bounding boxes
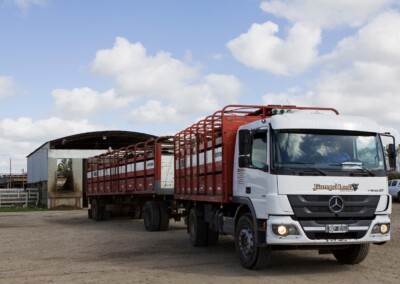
[1,0,400,173]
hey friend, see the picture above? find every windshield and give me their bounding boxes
[272,129,385,176]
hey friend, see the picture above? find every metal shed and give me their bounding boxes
[26,131,156,209]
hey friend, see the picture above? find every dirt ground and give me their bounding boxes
[0,203,399,284]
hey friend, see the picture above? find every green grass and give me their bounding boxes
[0,205,46,212]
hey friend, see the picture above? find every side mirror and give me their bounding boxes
[388,143,396,170]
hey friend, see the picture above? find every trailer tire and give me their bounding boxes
[235,213,271,270]
[158,201,170,231]
[131,206,142,219]
[143,201,160,232]
[333,244,370,264]
[91,199,104,221]
[189,207,208,247]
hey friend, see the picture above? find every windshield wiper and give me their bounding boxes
[330,161,375,176]
[285,162,327,176]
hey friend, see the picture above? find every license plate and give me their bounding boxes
[326,224,349,233]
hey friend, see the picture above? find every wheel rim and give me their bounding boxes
[238,226,254,257]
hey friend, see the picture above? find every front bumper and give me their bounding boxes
[266,214,390,245]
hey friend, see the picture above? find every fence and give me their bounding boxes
[0,188,40,208]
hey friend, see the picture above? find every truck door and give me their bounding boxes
[236,128,269,199]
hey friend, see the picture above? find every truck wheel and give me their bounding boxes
[143,201,160,231]
[158,201,170,231]
[397,192,400,203]
[235,213,271,270]
[189,207,208,247]
[91,199,104,221]
[333,244,370,264]
[130,206,142,219]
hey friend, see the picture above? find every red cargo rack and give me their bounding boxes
[86,136,174,196]
[173,104,338,204]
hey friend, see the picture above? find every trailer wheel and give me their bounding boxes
[235,213,271,270]
[130,206,142,219]
[189,207,208,247]
[91,199,104,221]
[333,244,370,264]
[143,201,160,231]
[158,201,170,231]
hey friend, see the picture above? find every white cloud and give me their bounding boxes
[0,116,101,142]
[260,0,394,28]
[12,0,45,10]
[325,12,400,67]
[128,74,242,124]
[50,38,241,127]
[52,87,132,118]
[212,53,224,60]
[228,0,396,76]
[227,22,321,75]
[129,100,182,123]
[0,116,102,172]
[316,12,400,128]
[89,37,242,124]
[262,12,400,135]
[92,37,199,97]
[313,63,400,122]
[0,76,15,98]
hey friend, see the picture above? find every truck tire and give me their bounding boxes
[189,207,208,247]
[130,206,142,219]
[235,213,271,270]
[91,199,104,221]
[333,244,370,264]
[158,201,170,231]
[397,192,400,203]
[143,201,160,232]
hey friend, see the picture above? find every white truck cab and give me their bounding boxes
[233,110,393,267]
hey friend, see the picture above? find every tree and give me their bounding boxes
[57,158,72,178]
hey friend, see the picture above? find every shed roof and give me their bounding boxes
[27,130,156,157]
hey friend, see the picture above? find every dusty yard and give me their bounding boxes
[0,203,399,284]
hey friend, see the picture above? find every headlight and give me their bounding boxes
[372,223,390,234]
[380,224,389,234]
[272,224,300,237]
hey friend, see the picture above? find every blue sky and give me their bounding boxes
[1,0,400,173]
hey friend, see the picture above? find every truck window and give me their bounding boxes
[251,131,267,169]
[272,129,386,176]
[355,136,384,168]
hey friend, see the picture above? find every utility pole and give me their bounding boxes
[22,169,25,189]
[8,158,11,188]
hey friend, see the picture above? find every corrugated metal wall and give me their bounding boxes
[27,143,49,184]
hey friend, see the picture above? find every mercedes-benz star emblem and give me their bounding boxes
[328,196,344,213]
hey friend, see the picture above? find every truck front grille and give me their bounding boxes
[287,195,379,240]
[287,195,379,219]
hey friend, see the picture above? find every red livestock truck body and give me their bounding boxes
[86,136,176,226]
